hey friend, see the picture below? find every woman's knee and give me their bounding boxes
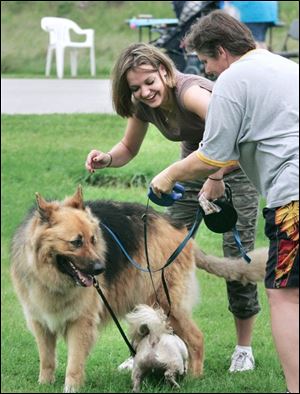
[266,288,299,306]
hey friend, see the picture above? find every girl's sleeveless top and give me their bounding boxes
[134,71,214,158]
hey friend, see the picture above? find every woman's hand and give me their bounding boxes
[85,149,112,173]
[199,178,225,200]
[150,168,175,197]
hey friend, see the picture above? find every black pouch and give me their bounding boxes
[201,184,238,233]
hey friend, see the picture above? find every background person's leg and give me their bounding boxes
[223,169,260,372]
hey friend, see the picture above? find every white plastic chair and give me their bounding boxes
[41,17,96,79]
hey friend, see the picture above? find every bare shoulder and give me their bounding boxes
[182,85,211,119]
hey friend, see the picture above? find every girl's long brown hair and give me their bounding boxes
[111,43,176,117]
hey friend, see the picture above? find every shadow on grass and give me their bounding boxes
[80,173,150,188]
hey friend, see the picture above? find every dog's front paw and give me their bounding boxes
[64,371,84,393]
[64,384,77,393]
[39,369,55,384]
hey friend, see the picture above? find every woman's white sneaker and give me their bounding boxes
[229,347,255,372]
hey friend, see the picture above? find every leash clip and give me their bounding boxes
[92,276,99,289]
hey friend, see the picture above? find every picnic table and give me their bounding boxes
[126,17,178,42]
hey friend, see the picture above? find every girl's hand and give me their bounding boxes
[85,149,111,173]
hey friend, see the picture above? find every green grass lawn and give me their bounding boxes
[1,114,284,393]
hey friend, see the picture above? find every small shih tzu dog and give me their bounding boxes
[121,304,188,392]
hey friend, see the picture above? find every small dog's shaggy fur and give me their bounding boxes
[125,304,188,392]
[10,186,267,392]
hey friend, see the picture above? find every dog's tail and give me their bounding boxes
[126,304,172,342]
[194,247,268,285]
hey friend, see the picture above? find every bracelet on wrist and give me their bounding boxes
[208,176,223,181]
[106,153,113,167]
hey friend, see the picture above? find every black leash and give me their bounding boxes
[92,276,136,357]
[92,183,251,357]
[141,199,160,306]
[142,199,202,315]
[95,201,202,354]
[100,205,202,315]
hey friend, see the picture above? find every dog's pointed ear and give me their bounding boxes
[35,192,54,222]
[64,185,85,210]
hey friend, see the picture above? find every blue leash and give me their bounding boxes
[101,202,202,317]
[102,181,251,267]
[100,206,202,273]
[148,182,251,264]
[95,184,251,355]
[93,189,202,356]
[233,227,251,263]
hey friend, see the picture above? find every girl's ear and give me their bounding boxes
[159,64,167,74]
[158,64,169,85]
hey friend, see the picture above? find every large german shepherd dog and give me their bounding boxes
[10,186,267,393]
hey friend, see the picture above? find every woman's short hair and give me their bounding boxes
[111,43,176,117]
[185,10,256,58]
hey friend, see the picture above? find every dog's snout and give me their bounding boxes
[93,261,105,275]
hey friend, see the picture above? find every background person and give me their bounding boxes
[229,1,279,48]
[85,42,260,373]
[150,11,299,393]
[154,1,220,72]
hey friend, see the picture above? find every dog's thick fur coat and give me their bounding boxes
[10,187,267,392]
